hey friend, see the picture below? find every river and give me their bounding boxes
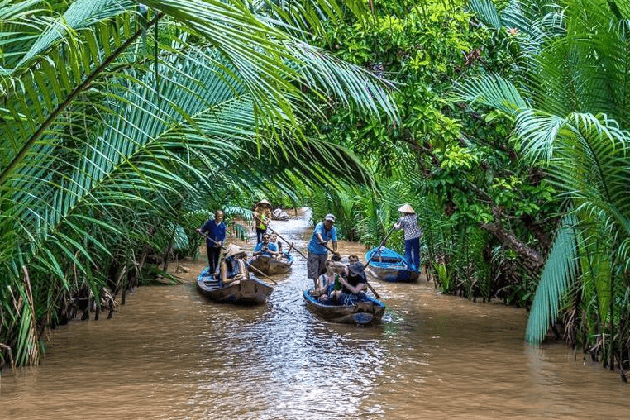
[1,212,628,419]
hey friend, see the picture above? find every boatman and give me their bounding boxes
[253,199,272,244]
[393,203,422,271]
[307,213,341,284]
[197,210,226,275]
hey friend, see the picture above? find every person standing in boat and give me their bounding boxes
[393,203,422,271]
[253,199,272,244]
[197,210,227,275]
[253,233,279,258]
[219,244,249,285]
[307,213,341,284]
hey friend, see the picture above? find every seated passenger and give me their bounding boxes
[270,233,285,255]
[219,245,249,285]
[253,233,279,258]
[336,259,367,304]
[313,259,342,302]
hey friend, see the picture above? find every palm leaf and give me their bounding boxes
[526,216,579,343]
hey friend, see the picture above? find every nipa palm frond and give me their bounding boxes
[526,215,579,343]
[452,73,529,116]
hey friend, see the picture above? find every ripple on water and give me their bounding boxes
[2,211,630,419]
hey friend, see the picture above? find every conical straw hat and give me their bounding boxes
[398,204,415,213]
[225,244,245,258]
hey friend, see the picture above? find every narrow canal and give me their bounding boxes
[1,212,628,419]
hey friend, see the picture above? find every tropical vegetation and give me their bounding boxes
[310,0,630,378]
[0,0,396,368]
[456,0,630,376]
[4,0,630,381]
[309,0,557,305]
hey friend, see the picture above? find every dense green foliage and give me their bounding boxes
[306,0,630,379]
[457,0,630,375]
[0,0,396,368]
[310,0,630,377]
[4,0,630,381]
[310,0,557,305]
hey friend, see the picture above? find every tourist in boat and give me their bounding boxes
[336,259,368,304]
[307,213,341,284]
[393,203,422,271]
[313,259,342,302]
[253,233,279,258]
[269,232,283,254]
[253,199,272,244]
[219,244,249,285]
[197,210,226,275]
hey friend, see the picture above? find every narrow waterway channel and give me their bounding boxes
[1,212,628,419]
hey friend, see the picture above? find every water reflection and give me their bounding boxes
[1,211,629,419]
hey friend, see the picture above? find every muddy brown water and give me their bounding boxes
[1,211,629,419]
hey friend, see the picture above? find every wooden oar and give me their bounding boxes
[320,242,380,300]
[360,276,380,300]
[319,242,342,261]
[267,227,308,260]
[196,230,226,249]
[244,260,278,284]
[364,226,397,267]
[197,230,226,277]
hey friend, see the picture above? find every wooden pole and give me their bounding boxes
[267,227,308,260]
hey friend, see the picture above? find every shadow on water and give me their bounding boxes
[1,209,629,419]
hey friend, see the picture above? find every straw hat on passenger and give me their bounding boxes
[225,244,246,258]
[398,204,415,214]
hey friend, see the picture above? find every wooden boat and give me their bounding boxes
[302,288,385,325]
[364,247,419,283]
[272,208,290,221]
[247,252,293,275]
[196,267,273,305]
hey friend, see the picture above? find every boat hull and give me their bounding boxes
[365,264,419,283]
[303,289,385,325]
[197,267,272,305]
[365,247,419,283]
[248,254,293,275]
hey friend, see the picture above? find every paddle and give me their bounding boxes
[318,241,342,261]
[196,230,226,249]
[197,230,226,278]
[319,242,381,300]
[267,227,308,260]
[364,225,397,267]
[244,260,278,284]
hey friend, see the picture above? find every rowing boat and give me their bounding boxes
[247,252,293,275]
[302,288,385,325]
[364,247,419,283]
[196,267,273,305]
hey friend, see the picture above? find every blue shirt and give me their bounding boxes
[254,241,278,255]
[201,219,226,248]
[308,222,337,255]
